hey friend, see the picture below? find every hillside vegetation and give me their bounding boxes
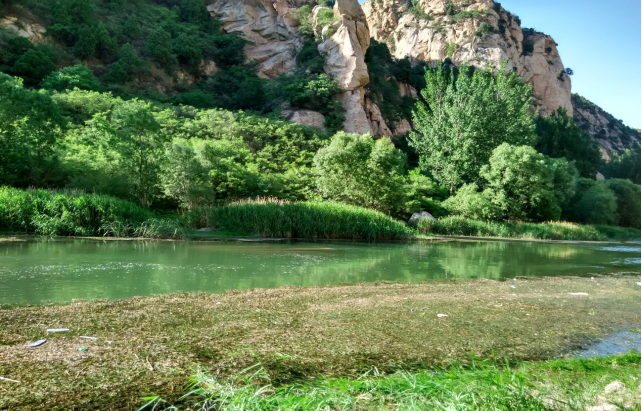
[0,0,639,238]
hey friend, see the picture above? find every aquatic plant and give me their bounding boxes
[189,198,414,240]
[0,186,184,238]
[416,216,640,241]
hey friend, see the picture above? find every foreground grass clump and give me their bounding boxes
[0,186,184,238]
[144,352,642,410]
[417,216,641,241]
[188,198,414,239]
[0,276,639,410]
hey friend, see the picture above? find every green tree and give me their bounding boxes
[73,24,98,59]
[42,65,99,91]
[91,100,168,207]
[535,107,602,178]
[11,49,57,86]
[605,178,641,228]
[314,132,407,214]
[179,0,212,27]
[146,28,177,67]
[602,147,641,184]
[0,74,67,187]
[121,15,141,40]
[161,137,259,208]
[104,44,147,84]
[410,62,537,193]
[564,179,617,225]
[479,143,577,222]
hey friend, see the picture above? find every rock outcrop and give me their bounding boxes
[318,0,374,134]
[206,0,306,78]
[0,15,46,44]
[362,0,573,116]
[282,107,326,129]
[572,94,641,154]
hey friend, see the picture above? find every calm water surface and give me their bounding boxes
[0,237,639,304]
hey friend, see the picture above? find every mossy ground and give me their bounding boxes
[0,276,639,409]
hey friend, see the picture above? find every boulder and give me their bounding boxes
[282,108,326,129]
[408,211,436,226]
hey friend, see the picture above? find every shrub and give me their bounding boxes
[442,184,502,221]
[314,132,407,214]
[42,65,99,91]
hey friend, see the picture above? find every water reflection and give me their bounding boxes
[0,237,639,304]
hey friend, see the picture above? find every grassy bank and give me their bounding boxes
[417,216,641,241]
[144,352,641,410]
[185,198,414,240]
[0,276,639,409]
[0,187,184,238]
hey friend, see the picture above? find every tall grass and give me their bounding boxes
[0,186,184,238]
[141,352,641,411]
[186,198,414,240]
[417,216,641,241]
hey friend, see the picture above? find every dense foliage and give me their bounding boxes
[0,0,639,233]
[410,62,537,193]
[0,186,183,237]
[535,107,602,178]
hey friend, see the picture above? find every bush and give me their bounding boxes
[480,143,577,222]
[195,198,414,239]
[42,65,100,91]
[314,132,407,214]
[442,184,502,221]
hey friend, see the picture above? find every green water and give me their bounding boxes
[0,236,639,305]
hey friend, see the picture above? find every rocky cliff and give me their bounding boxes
[572,94,641,156]
[362,0,573,117]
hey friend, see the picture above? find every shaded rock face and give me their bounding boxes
[362,0,573,116]
[282,108,326,129]
[572,94,641,155]
[0,15,46,44]
[206,0,305,78]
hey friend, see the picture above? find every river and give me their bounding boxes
[0,236,639,304]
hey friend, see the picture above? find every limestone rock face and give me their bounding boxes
[364,97,392,136]
[282,108,326,129]
[206,0,304,78]
[318,0,370,91]
[317,0,374,134]
[337,89,373,135]
[0,16,46,44]
[572,94,641,154]
[362,0,573,116]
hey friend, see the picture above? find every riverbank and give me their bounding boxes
[0,276,639,409]
[417,216,641,242]
[142,352,641,410]
[2,188,639,242]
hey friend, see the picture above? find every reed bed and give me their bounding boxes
[417,216,640,241]
[0,186,183,238]
[187,198,414,240]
